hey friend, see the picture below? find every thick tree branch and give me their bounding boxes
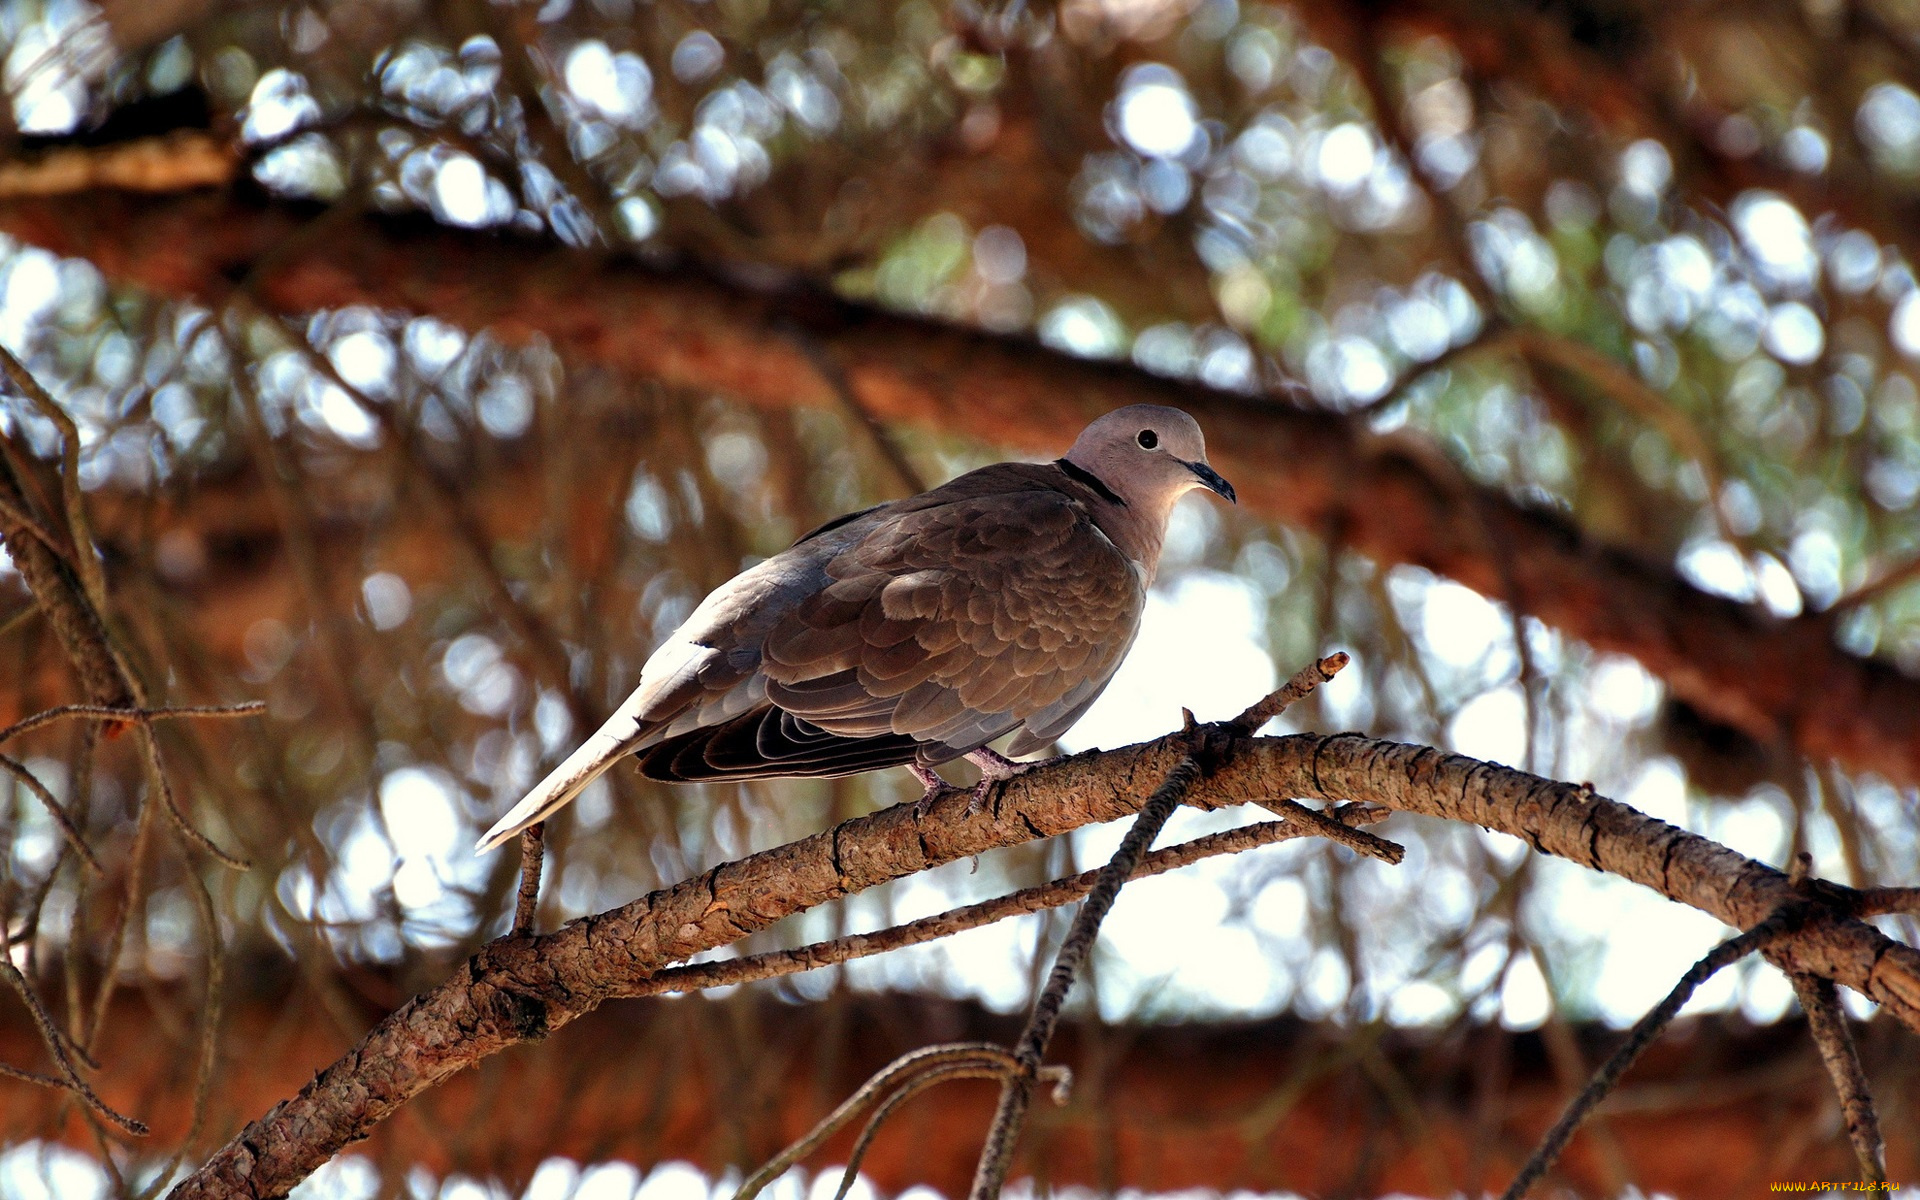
[166,726,1917,1199]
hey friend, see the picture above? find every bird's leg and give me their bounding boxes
[909,763,954,817]
[962,747,1063,813]
[910,754,1016,817]
[966,746,1040,781]
[912,749,1061,817]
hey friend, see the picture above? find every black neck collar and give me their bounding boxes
[1054,458,1127,507]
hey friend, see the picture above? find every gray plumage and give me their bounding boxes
[476,404,1234,853]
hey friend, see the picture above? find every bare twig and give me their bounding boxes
[1230,651,1351,733]
[833,1059,1067,1200]
[134,820,233,1198]
[0,433,131,712]
[0,344,109,614]
[513,823,545,937]
[0,701,265,748]
[0,1060,70,1088]
[735,1044,1040,1200]
[1791,972,1886,1182]
[135,723,249,870]
[1499,908,1805,1200]
[1255,797,1404,864]
[1230,652,1406,864]
[0,960,148,1136]
[84,770,157,1053]
[968,755,1205,1200]
[0,604,37,640]
[786,328,928,498]
[0,753,102,874]
[970,656,1355,1200]
[1854,886,1920,916]
[0,491,73,563]
[1829,553,1920,614]
[647,808,1388,997]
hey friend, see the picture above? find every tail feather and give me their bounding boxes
[474,717,637,854]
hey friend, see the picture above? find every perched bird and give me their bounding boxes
[476,404,1235,853]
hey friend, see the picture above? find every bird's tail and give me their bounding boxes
[474,714,638,854]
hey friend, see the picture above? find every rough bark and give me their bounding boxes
[163,729,1920,1199]
[5,978,1909,1197]
[3,189,1918,789]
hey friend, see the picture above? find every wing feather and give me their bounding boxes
[479,461,1147,853]
[761,471,1143,759]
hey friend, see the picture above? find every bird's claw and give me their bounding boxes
[911,749,1063,818]
[909,763,1007,817]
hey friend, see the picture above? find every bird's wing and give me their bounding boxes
[759,477,1145,762]
[476,468,1144,853]
[473,540,842,852]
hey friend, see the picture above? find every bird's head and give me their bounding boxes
[1063,404,1237,515]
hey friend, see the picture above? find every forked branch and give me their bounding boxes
[166,658,1919,1200]
[971,654,1374,1200]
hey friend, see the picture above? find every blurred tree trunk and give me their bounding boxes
[4,187,1918,787]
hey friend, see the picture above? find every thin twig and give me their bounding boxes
[0,492,72,564]
[1230,651,1352,733]
[174,825,229,1168]
[0,702,265,748]
[970,658,1354,1200]
[84,769,157,1053]
[970,754,1204,1199]
[786,327,928,498]
[130,818,234,1199]
[0,423,131,711]
[1854,885,1920,916]
[1791,972,1886,1182]
[513,823,545,936]
[1231,652,1405,864]
[0,753,102,874]
[0,960,147,1136]
[0,604,37,640]
[135,723,249,870]
[832,1060,1066,1200]
[1499,907,1805,1199]
[1829,553,1920,614]
[647,808,1388,996]
[0,1059,70,1088]
[735,1044,1025,1200]
[0,344,110,615]
[1256,797,1404,864]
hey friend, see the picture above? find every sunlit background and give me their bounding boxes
[1,0,1918,1193]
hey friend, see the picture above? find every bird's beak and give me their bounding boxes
[1184,460,1237,504]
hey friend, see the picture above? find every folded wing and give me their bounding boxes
[476,465,1143,852]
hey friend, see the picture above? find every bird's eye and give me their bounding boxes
[1136,429,1159,449]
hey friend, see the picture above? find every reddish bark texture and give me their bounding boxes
[5,981,1909,1197]
[1,190,1915,789]
[160,730,1918,1198]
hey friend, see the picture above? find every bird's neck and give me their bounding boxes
[1059,478,1159,583]
[1097,493,1178,585]
[1056,460,1173,584]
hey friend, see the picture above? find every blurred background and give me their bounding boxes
[0,0,1916,1194]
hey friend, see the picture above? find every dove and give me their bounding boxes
[475,404,1235,853]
